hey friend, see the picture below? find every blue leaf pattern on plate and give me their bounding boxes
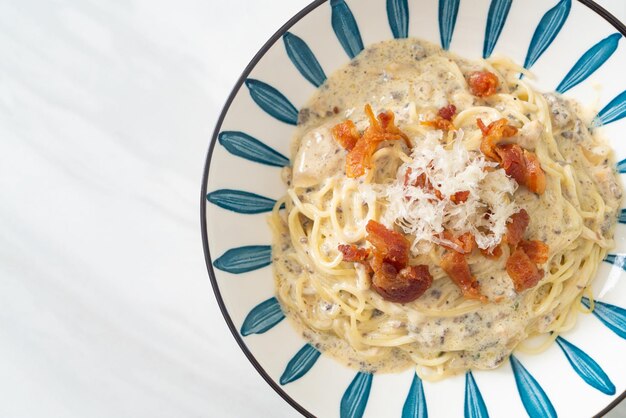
[283,32,327,87]
[555,336,615,395]
[582,297,626,339]
[465,372,489,418]
[240,297,285,336]
[387,0,409,39]
[280,344,321,385]
[402,373,428,418]
[331,0,364,59]
[213,245,272,274]
[218,131,289,167]
[510,355,556,418]
[206,189,276,214]
[593,90,626,127]
[245,79,298,125]
[340,372,373,418]
[556,33,621,93]
[618,209,626,224]
[616,158,626,174]
[483,0,512,58]
[603,253,626,271]
[524,0,571,69]
[439,0,460,50]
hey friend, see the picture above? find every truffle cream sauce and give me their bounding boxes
[272,38,622,373]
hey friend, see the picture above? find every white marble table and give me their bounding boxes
[1,1,624,417]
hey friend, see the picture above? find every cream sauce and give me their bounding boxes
[274,39,622,375]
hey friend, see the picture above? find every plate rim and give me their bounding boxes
[200,1,626,417]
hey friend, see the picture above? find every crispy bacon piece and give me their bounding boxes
[501,211,548,291]
[480,245,502,259]
[415,173,444,200]
[440,231,475,254]
[422,104,458,130]
[345,133,378,178]
[506,209,530,247]
[366,220,410,269]
[467,71,499,97]
[496,144,526,184]
[365,220,433,303]
[457,232,476,253]
[495,144,546,194]
[338,244,371,262]
[440,251,486,301]
[480,118,518,142]
[450,190,470,204]
[477,118,518,161]
[342,104,411,178]
[438,104,457,121]
[476,118,489,136]
[403,167,412,186]
[439,230,457,251]
[331,120,359,150]
[518,240,549,264]
[421,116,455,131]
[378,110,408,144]
[405,166,468,204]
[367,104,411,147]
[477,118,546,194]
[412,172,429,189]
[370,262,433,303]
[404,167,445,200]
[506,247,545,292]
[523,149,547,194]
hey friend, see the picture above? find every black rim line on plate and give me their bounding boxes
[200,1,626,417]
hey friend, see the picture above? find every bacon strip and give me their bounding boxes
[404,167,444,200]
[468,71,499,97]
[477,118,546,194]
[370,263,433,304]
[338,244,371,262]
[518,240,549,264]
[404,167,468,202]
[403,167,412,186]
[457,232,476,253]
[340,104,410,178]
[331,120,359,150]
[496,144,526,185]
[378,110,409,145]
[345,132,379,178]
[506,248,545,292]
[440,231,475,254]
[523,149,547,194]
[501,211,549,292]
[506,209,530,247]
[495,145,546,194]
[450,190,470,204]
[416,173,444,200]
[438,104,457,121]
[366,220,410,269]
[365,220,432,303]
[440,251,486,301]
[421,116,455,131]
[480,245,502,259]
[477,118,518,161]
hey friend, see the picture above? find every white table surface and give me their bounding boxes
[1,0,624,417]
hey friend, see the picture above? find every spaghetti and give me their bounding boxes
[269,39,622,380]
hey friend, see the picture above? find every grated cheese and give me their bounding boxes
[361,130,519,255]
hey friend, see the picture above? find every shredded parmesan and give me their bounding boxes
[361,130,519,255]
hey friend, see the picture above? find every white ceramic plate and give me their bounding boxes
[202,1,626,416]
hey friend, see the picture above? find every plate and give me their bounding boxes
[202,1,626,416]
